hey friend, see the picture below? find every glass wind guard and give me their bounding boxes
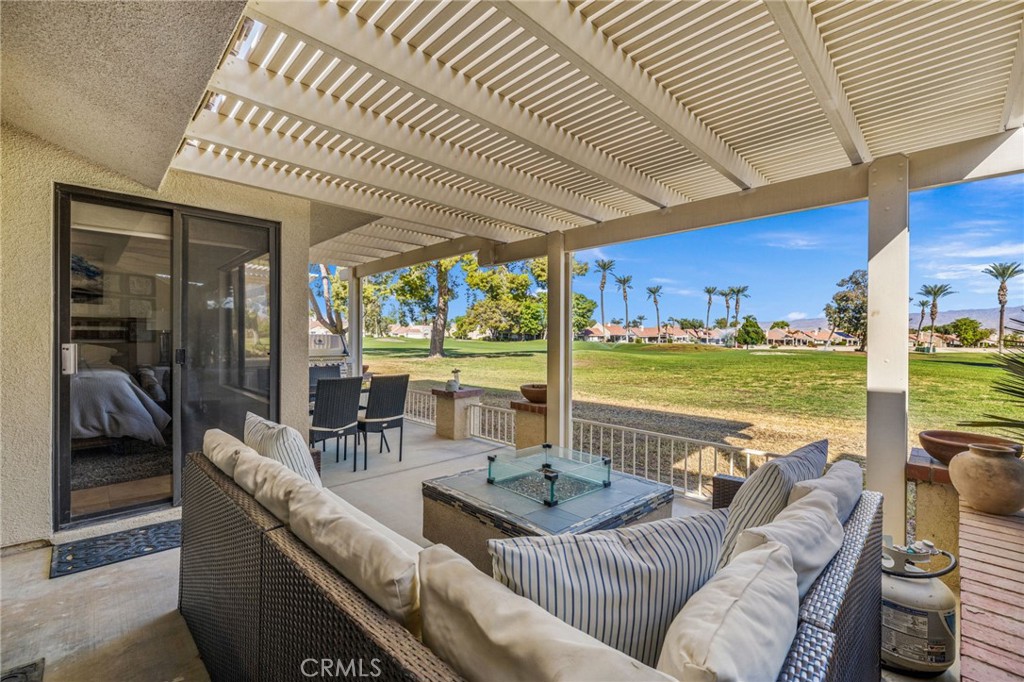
[487,444,611,506]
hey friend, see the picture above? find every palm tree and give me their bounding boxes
[614,274,633,340]
[982,261,1023,351]
[646,285,663,342]
[635,314,647,335]
[703,286,718,330]
[594,259,616,341]
[918,283,956,349]
[731,285,750,326]
[915,299,929,344]
[719,289,732,328]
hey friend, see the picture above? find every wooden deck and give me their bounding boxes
[958,502,1024,682]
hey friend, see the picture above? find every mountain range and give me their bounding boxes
[785,307,1014,332]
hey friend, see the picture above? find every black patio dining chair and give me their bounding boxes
[309,364,342,411]
[356,374,409,471]
[309,377,363,463]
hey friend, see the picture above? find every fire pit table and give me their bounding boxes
[422,444,674,572]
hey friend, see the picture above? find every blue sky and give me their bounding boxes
[549,173,1022,326]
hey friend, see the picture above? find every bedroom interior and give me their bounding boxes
[58,187,280,526]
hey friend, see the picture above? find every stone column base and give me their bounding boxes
[432,388,483,440]
[510,400,547,450]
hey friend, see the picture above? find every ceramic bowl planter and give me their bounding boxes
[519,384,547,404]
[949,443,1024,515]
[918,430,1021,465]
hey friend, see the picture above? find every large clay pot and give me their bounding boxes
[519,383,547,404]
[949,443,1024,515]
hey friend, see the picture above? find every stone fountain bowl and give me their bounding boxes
[519,383,547,404]
[918,430,1022,465]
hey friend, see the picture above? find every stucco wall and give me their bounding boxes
[1,123,311,547]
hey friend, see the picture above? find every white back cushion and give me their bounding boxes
[489,510,728,667]
[657,542,799,682]
[287,483,420,633]
[789,459,863,523]
[420,544,676,682]
[244,412,321,487]
[732,488,843,598]
[203,429,259,478]
[718,439,827,569]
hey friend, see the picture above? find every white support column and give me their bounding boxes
[545,232,572,446]
[866,154,910,541]
[347,272,363,379]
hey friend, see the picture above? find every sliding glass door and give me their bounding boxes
[54,187,279,528]
[177,214,279,457]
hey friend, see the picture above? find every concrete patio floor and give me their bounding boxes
[2,422,939,681]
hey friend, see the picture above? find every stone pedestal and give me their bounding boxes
[432,388,483,440]
[510,400,547,450]
[906,448,959,592]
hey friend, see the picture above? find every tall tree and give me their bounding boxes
[635,314,647,330]
[917,283,956,350]
[731,285,750,326]
[595,259,616,341]
[703,286,718,330]
[646,285,663,342]
[915,299,930,344]
[736,315,767,347]
[719,289,732,328]
[393,258,465,358]
[614,274,633,340]
[308,263,346,335]
[824,269,868,350]
[982,261,1022,352]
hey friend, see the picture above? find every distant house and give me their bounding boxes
[582,323,628,342]
[766,328,792,345]
[389,324,432,339]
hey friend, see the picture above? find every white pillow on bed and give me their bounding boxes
[78,343,119,367]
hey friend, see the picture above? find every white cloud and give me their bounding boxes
[757,231,827,250]
[786,311,809,321]
[663,287,698,297]
[649,277,679,284]
[916,240,1024,260]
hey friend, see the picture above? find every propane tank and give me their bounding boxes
[881,539,958,675]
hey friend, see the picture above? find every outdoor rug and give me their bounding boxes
[1,659,45,682]
[49,521,181,578]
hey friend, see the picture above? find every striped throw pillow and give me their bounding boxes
[717,439,828,570]
[488,510,728,668]
[244,412,322,488]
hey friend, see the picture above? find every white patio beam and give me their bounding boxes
[1001,27,1024,130]
[308,251,364,268]
[247,0,688,208]
[765,0,872,165]
[348,272,363,379]
[209,56,623,223]
[865,155,909,540]
[498,1,766,190]
[545,231,572,446]
[172,144,529,243]
[187,110,558,235]
[353,236,494,279]
[313,241,401,260]
[350,226,442,248]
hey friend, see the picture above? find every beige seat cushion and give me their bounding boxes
[287,484,421,633]
[732,488,843,598]
[420,544,676,682]
[789,459,863,523]
[203,428,258,478]
[232,448,282,497]
[657,542,799,682]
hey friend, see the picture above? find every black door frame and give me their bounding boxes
[52,184,280,530]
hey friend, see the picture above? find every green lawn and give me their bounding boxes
[364,338,1010,456]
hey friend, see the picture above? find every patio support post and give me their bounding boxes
[545,231,572,446]
[348,271,363,378]
[866,154,910,541]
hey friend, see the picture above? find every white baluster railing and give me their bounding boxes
[468,403,516,446]
[404,390,436,425]
[570,418,779,499]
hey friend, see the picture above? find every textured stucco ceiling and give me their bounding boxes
[1,0,244,189]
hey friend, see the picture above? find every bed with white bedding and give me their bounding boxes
[71,366,171,445]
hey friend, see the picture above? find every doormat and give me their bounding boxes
[1,658,44,682]
[49,521,181,578]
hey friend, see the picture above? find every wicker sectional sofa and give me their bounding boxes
[179,451,882,682]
